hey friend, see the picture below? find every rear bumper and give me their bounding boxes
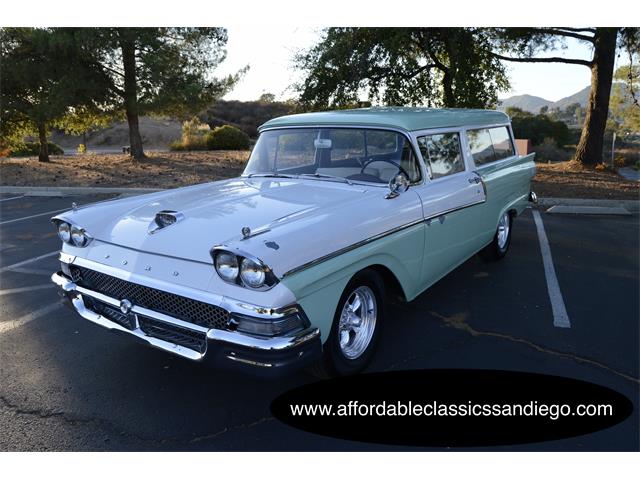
[51,270,321,377]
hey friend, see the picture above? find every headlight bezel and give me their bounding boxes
[57,221,71,243]
[52,218,92,248]
[211,247,278,290]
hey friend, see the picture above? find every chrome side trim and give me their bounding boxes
[282,218,424,278]
[424,199,486,223]
[282,198,487,278]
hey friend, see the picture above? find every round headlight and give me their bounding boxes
[70,226,88,247]
[240,258,266,288]
[57,222,71,243]
[215,251,239,282]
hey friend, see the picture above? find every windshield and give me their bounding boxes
[243,128,422,184]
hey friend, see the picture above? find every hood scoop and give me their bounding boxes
[148,210,185,234]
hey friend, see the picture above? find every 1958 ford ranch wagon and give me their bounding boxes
[51,108,536,377]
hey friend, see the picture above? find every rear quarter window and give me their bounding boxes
[467,126,516,166]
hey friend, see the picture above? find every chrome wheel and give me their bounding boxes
[338,286,377,360]
[497,212,510,250]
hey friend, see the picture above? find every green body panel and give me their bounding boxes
[282,224,425,343]
[260,107,509,133]
[476,153,536,237]
[281,149,535,344]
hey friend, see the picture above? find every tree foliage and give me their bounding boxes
[506,107,570,146]
[609,64,640,134]
[83,27,245,159]
[295,28,509,109]
[0,28,112,161]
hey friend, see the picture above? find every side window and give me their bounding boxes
[417,132,464,179]
[466,128,495,165]
[467,126,516,166]
[489,126,516,160]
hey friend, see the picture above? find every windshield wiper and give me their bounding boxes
[299,173,353,185]
[246,173,297,179]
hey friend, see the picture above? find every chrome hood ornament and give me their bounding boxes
[148,210,185,234]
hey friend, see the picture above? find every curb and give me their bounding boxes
[537,197,640,212]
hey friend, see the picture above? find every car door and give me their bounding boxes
[412,130,487,289]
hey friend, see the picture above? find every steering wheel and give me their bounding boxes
[359,158,410,180]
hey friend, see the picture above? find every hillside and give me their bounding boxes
[499,94,551,113]
[499,86,591,113]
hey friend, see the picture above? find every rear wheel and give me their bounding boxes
[479,211,512,261]
[309,269,384,378]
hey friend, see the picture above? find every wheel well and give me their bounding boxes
[360,264,407,303]
[508,208,518,218]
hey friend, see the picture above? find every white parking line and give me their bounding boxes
[0,208,67,225]
[0,284,55,296]
[532,210,571,328]
[0,195,25,202]
[0,251,59,274]
[0,303,61,334]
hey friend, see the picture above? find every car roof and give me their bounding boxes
[259,107,510,132]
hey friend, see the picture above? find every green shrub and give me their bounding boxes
[77,144,87,154]
[205,125,250,150]
[169,117,211,151]
[508,108,570,147]
[532,138,571,163]
[8,142,64,157]
[169,136,208,151]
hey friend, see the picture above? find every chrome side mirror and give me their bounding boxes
[385,172,410,199]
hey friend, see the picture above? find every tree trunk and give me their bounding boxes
[119,30,145,160]
[37,122,49,163]
[574,28,618,166]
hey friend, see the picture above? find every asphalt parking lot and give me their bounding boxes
[0,193,638,451]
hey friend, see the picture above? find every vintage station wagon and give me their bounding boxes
[51,108,536,377]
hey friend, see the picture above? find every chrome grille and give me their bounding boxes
[138,316,207,354]
[70,266,229,330]
[86,297,136,330]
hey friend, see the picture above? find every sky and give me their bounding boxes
[216,27,604,103]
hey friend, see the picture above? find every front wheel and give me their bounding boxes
[479,211,512,261]
[310,270,385,378]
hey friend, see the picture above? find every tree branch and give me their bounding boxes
[535,28,595,43]
[492,52,593,67]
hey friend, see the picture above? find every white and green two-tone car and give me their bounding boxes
[51,108,536,377]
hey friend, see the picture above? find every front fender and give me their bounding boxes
[281,223,425,342]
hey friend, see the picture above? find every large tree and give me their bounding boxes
[489,27,639,165]
[296,27,638,167]
[88,28,244,159]
[295,28,509,109]
[0,28,111,162]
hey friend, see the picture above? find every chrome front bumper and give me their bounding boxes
[51,270,321,375]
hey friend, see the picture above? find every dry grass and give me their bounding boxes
[0,151,249,189]
[532,160,639,200]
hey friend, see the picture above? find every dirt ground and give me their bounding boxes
[1,152,638,199]
[0,151,249,189]
[532,160,639,200]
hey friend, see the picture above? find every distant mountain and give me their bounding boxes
[499,94,551,113]
[548,86,591,111]
[499,86,591,113]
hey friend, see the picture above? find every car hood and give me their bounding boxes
[58,177,423,277]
